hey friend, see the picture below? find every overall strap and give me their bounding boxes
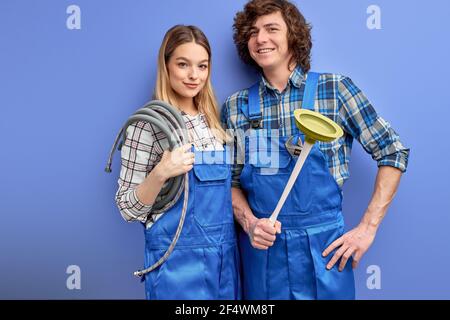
[246,82,262,128]
[243,73,320,127]
[302,72,320,111]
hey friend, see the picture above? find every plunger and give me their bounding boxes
[269,109,344,224]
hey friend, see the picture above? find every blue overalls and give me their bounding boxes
[238,72,355,300]
[143,148,241,300]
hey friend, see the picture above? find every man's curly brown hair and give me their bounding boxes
[233,0,312,73]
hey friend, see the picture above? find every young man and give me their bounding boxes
[221,0,409,300]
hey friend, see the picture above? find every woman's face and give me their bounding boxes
[167,41,209,101]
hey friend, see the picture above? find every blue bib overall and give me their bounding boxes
[238,73,355,300]
[143,149,241,300]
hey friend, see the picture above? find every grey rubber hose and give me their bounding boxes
[105,100,190,277]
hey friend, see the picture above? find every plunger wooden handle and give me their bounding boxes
[269,140,314,224]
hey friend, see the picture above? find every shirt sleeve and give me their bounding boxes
[221,100,244,189]
[115,121,157,222]
[337,76,410,172]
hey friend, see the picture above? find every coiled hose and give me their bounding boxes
[105,100,190,277]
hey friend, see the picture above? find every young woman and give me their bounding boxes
[115,25,241,300]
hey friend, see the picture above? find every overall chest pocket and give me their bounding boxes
[193,164,232,227]
[248,148,301,214]
[245,136,313,214]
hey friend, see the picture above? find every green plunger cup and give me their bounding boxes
[269,109,344,224]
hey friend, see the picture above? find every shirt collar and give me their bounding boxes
[260,65,305,93]
[288,65,305,88]
[181,110,201,117]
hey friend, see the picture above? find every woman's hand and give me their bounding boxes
[153,143,195,182]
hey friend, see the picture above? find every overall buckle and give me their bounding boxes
[250,118,262,129]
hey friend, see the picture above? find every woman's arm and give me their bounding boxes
[115,121,193,223]
[135,144,195,205]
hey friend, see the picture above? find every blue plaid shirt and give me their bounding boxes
[221,66,410,189]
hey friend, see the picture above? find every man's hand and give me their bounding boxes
[248,218,282,250]
[322,223,377,271]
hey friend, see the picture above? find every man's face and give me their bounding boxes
[247,11,291,72]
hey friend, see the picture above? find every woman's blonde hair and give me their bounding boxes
[155,25,228,143]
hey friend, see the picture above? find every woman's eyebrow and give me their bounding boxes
[175,57,208,64]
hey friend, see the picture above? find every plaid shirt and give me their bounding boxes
[115,111,223,227]
[221,66,410,189]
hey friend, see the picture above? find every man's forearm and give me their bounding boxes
[360,166,403,230]
[231,187,257,234]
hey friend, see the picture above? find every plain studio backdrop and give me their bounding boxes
[0,0,448,299]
